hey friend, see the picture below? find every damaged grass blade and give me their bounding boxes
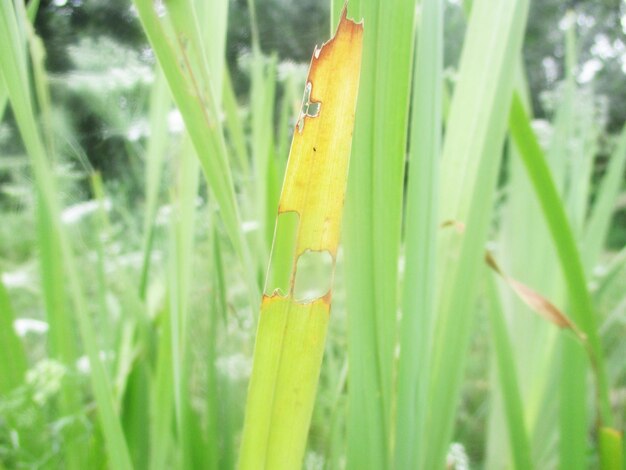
[508,92,614,431]
[486,247,623,468]
[485,251,586,342]
[238,10,363,469]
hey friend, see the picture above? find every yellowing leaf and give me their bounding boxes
[238,10,363,470]
[279,10,363,258]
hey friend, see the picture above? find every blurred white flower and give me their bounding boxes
[241,220,259,233]
[576,12,595,29]
[558,11,576,31]
[446,442,469,470]
[155,203,172,226]
[14,319,49,336]
[579,58,603,83]
[168,109,185,134]
[58,37,154,93]
[127,119,150,141]
[541,56,558,84]
[216,353,252,381]
[2,269,31,288]
[277,60,308,82]
[111,251,144,269]
[76,351,113,375]
[591,34,624,60]
[304,451,324,470]
[531,119,553,149]
[61,199,111,224]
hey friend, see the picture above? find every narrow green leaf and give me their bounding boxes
[0,2,133,467]
[132,0,259,308]
[139,69,170,299]
[150,300,174,470]
[168,136,200,469]
[222,67,250,176]
[0,279,28,394]
[509,92,613,428]
[487,278,534,470]
[343,1,416,466]
[583,125,626,270]
[420,0,531,467]
[394,0,442,466]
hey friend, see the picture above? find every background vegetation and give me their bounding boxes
[0,0,625,468]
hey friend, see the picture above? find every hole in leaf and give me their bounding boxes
[296,82,322,133]
[264,211,299,296]
[293,250,334,302]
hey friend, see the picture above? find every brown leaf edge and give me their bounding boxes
[485,250,587,343]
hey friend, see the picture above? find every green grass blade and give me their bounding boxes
[132,0,259,308]
[0,2,133,468]
[149,299,175,470]
[583,124,626,270]
[509,93,616,469]
[92,177,151,470]
[222,66,251,176]
[394,0,442,466]
[0,279,28,394]
[342,1,416,466]
[168,136,200,468]
[205,218,228,470]
[560,17,596,238]
[0,0,38,119]
[595,244,626,302]
[509,92,613,427]
[17,0,82,423]
[559,339,588,470]
[120,359,151,469]
[276,73,297,172]
[249,46,277,261]
[139,69,170,299]
[37,191,87,470]
[546,12,577,195]
[487,278,534,470]
[0,69,7,120]
[420,0,530,466]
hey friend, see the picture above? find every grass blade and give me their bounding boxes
[509,92,616,466]
[0,2,133,467]
[0,279,27,394]
[239,13,363,468]
[394,0,442,466]
[139,69,170,299]
[487,277,534,470]
[168,136,200,468]
[342,0,416,465]
[583,124,626,270]
[149,299,175,470]
[509,92,613,425]
[222,67,251,176]
[420,0,530,466]
[132,0,259,307]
